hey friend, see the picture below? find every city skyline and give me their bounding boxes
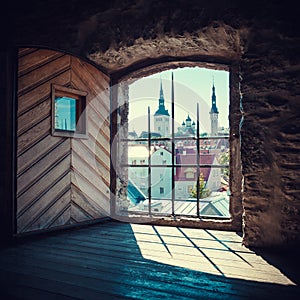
[128,67,229,135]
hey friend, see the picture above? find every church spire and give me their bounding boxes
[209,81,219,136]
[160,78,164,100]
[154,78,169,116]
[210,82,219,114]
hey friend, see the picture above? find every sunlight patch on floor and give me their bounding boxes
[130,223,296,286]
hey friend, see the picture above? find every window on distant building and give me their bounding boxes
[185,170,195,179]
[160,187,164,194]
[51,84,87,138]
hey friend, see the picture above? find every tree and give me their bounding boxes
[190,172,210,199]
[218,150,229,178]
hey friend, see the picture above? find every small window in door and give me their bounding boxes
[52,84,88,138]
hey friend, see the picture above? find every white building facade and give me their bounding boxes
[128,145,173,200]
[151,147,172,199]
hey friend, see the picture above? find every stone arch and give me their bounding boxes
[110,58,243,232]
[88,21,243,76]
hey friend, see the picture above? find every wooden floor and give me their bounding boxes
[0,221,299,299]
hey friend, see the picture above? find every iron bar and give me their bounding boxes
[147,106,152,215]
[196,102,200,218]
[171,72,175,217]
[121,135,229,142]
[123,164,229,168]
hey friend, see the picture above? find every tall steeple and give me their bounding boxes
[159,79,164,101]
[209,81,219,136]
[154,77,170,137]
[154,78,170,116]
[210,83,219,114]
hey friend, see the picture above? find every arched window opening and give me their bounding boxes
[111,62,242,230]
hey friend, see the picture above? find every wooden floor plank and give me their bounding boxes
[16,231,296,284]
[46,230,255,267]
[13,240,296,299]
[29,233,291,284]
[0,261,199,300]
[1,221,299,300]
[0,253,231,300]
[1,279,79,300]
[0,242,271,299]
[0,269,130,300]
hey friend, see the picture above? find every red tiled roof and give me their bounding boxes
[175,153,215,182]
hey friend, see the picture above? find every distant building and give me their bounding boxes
[151,147,172,199]
[128,145,151,195]
[127,144,173,199]
[128,75,225,203]
[200,192,230,217]
[175,151,221,199]
[128,131,138,140]
[176,114,196,137]
[209,83,219,136]
[154,79,170,137]
[138,131,162,145]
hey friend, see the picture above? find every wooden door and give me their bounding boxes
[16,48,110,234]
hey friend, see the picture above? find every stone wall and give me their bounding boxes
[240,29,300,247]
[5,0,300,247]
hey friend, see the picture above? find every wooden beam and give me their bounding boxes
[0,47,17,243]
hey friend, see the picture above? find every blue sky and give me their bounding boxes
[128,67,229,135]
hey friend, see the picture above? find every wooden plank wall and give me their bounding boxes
[70,57,110,223]
[17,48,110,234]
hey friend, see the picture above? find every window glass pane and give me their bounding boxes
[128,144,149,165]
[199,167,230,218]
[200,138,229,151]
[152,169,173,214]
[127,165,173,214]
[175,113,197,138]
[127,167,148,213]
[55,96,76,131]
[151,145,171,165]
[151,166,172,200]
[175,138,230,166]
[174,179,197,216]
[200,191,230,218]
[175,143,197,166]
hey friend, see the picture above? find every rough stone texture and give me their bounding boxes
[88,23,242,74]
[115,81,131,214]
[240,29,300,247]
[4,0,300,247]
[9,0,247,74]
[228,64,243,228]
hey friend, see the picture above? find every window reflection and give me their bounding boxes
[54,96,76,131]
